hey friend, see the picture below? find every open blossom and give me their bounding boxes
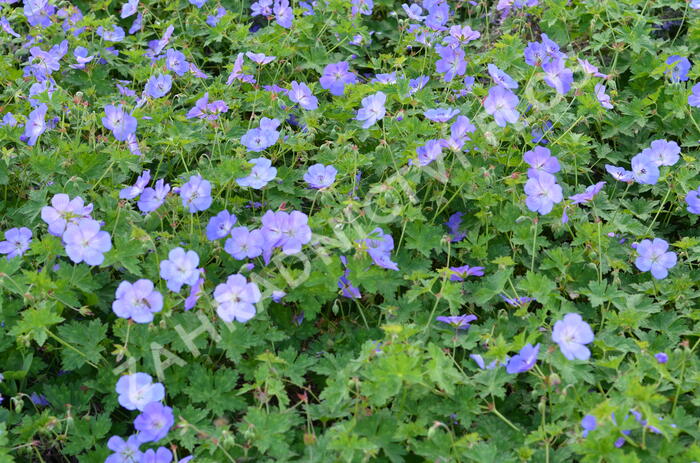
[246,52,276,65]
[686,186,700,214]
[319,61,358,96]
[440,115,475,151]
[70,46,94,69]
[435,45,466,82]
[605,164,634,182]
[524,171,563,215]
[689,83,700,107]
[120,170,151,200]
[569,181,606,205]
[634,238,676,280]
[524,146,560,176]
[360,227,398,270]
[144,73,172,99]
[424,108,459,122]
[288,81,318,110]
[578,58,607,78]
[665,55,690,82]
[631,152,660,185]
[97,25,125,42]
[237,157,277,189]
[63,219,112,266]
[436,314,477,330]
[41,194,93,236]
[261,210,312,255]
[160,247,200,292]
[120,0,139,18]
[240,117,281,152]
[134,402,174,443]
[106,435,142,463]
[112,279,163,324]
[22,104,47,146]
[448,265,484,281]
[542,57,573,94]
[304,163,337,189]
[487,64,518,89]
[225,227,264,259]
[138,179,170,213]
[506,343,540,374]
[141,447,172,463]
[484,85,519,127]
[184,276,205,310]
[640,139,680,167]
[115,373,165,411]
[179,174,212,213]
[186,93,228,120]
[552,313,594,361]
[413,139,443,166]
[581,415,597,437]
[214,274,262,323]
[102,104,137,141]
[206,210,237,241]
[356,92,386,129]
[0,227,32,260]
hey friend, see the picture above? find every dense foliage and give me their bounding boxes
[1,0,700,461]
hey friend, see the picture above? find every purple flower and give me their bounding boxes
[207,7,227,26]
[689,83,700,107]
[436,314,477,329]
[112,280,163,324]
[41,194,93,237]
[189,0,207,6]
[288,81,318,110]
[402,3,426,20]
[414,139,443,166]
[179,174,212,213]
[524,171,563,215]
[552,313,595,361]
[578,58,608,78]
[484,85,519,127]
[138,179,170,213]
[184,276,204,311]
[240,118,281,152]
[641,139,680,167]
[524,41,548,67]
[635,238,676,280]
[0,17,20,38]
[338,256,361,299]
[665,55,690,83]
[631,152,660,185]
[361,227,398,270]
[246,52,276,65]
[0,227,32,260]
[356,92,387,128]
[319,61,358,96]
[500,294,535,306]
[129,13,142,34]
[424,0,449,30]
[186,93,228,120]
[542,58,573,94]
[120,170,151,200]
[371,72,396,84]
[106,435,142,463]
[605,164,634,182]
[424,107,459,122]
[115,373,165,411]
[144,74,172,99]
[141,447,173,463]
[236,157,277,189]
[351,0,373,15]
[470,354,505,370]
[133,402,174,443]
[214,274,262,323]
[408,75,430,95]
[434,45,466,82]
[655,352,668,364]
[568,181,606,205]
[206,210,237,241]
[1,112,18,127]
[97,25,125,42]
[440,115,475,151]
[120,0,138,18]
[22,104,47,146]
[595,83,613,109]
[524,146,560,176]
[273,0,293,28]
[69,46,94,69]
[581,415,597,437]
[160,247,200,292]
[165,49,189,76]
[444,25,480,47]
[448,265,484,281]
[304,163,337,189]
[63,219,112,266]
[260,210,312,255]
[488,64,518,89]
[685,186,700,214]
[225,227,264,260]
[445,212,466,242]
[506,343,540,374]
[226,53,256,85]
[103,104,137,141]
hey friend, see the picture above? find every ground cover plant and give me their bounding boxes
[1,0,700,461]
